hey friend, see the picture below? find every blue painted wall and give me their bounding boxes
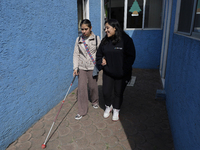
[0,0,78,149]
[126,30,163,69]
[165,0,200,149]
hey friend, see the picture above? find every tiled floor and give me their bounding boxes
[6,69,174,150]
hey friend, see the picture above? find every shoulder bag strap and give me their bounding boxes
[82,36,96,65]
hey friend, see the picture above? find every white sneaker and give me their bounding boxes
[112,109,120,121]
[92,104,99,109]
[75,114,82,120]
[103,105,113,118]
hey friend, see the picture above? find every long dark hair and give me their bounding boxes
[80,19,92,28]
[101,19,123,45]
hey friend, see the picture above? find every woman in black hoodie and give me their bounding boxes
[96,19,136,121]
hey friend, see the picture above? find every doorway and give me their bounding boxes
[103,0,124,29]
[77,0,89,35]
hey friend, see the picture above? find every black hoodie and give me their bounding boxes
[96,32,136,80]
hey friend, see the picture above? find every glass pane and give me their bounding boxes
[106,0,124,29]
[144,0,163,28]
[194,0,200,33]
[127,0,143,28]
[104,0,109,20]
[178,0,195,33]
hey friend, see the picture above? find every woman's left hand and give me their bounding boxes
[101,58,107,66]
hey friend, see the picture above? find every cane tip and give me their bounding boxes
[41,144,46,149]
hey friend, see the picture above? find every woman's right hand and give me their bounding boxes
[73,69,79,77]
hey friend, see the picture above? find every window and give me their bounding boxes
[104,0,163,30]
[77,0,89,32]
[126,0,143,28]
[177,0,196,34]
[124,0,163,29]
[194,0,200,33]
[144,0,163,28]
[176,0,200,37]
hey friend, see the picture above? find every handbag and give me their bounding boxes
[82,36,100,77]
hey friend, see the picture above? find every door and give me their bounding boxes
[101,0,124,36]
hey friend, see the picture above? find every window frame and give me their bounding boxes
[83,0,89,19]
[174,0,200,39]
[124,0,164,30]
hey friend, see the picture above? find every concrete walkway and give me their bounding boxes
[6,69,174,150]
